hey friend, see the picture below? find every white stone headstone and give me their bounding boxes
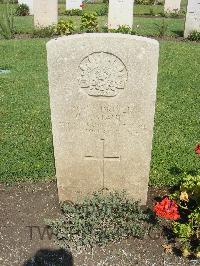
[184,0,200,37]
[164,0,181,13]
[18,0,33,15]
[34,0,58,28]
[47,34,159,205]
[108,0,134,29]
[66,0,83,10]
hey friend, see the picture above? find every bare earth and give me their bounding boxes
[0,182,199,266]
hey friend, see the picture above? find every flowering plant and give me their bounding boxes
[154,197,180,220]
[195,144,200,155]
[171,173,200,258]
[153,144,200,257]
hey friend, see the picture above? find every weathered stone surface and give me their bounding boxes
[18,0,33,15]
[66,0,82,10]
[164,0,181,13]
[184,0,200,37]
[47,34,159,205]
[108,0,134,29]
[34,0,58,27]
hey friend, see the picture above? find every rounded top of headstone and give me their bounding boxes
[46,33,159,48]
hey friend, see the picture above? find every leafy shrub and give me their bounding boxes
[101,24,109,32]
[54,20,75,35]
[46,191,148,249]
[135,0,155,5]
[109,25,137,35]
[65,8,83,16]
[170,174,200,257]
[96,5,108,16]
[15,3,29,16]
[0,2,15,39]
[155,19,168,37]
[180,10,186,16]
[169,11,180,18]
[149,7,155,16]
[0,0,18,2]
[80,12,98,33]
[156,0,164,5]
[164,10,180,18]
[159,10,180,18]
[116,25,136,34]
[32,26,54,38]
[32,20,75,38]
[188,31,200,42]
[159,11,168,17]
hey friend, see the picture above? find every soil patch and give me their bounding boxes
[0,182,199,265]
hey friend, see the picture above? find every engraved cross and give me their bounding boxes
[85,139,120,188]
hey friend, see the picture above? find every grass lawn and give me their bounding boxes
[0,38,200,186]
[0,39,55,182]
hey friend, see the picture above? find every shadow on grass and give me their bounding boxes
[171,30,184,37]
[23,248,73,266]
[168,166,198,178]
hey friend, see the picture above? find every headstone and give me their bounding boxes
[47,34,159,205]
[18,0,33,15]
[66,0,83,10]
[184,0,200,37]
[108,0,134,29]
[34,0,58,28]
[164,0,181,13]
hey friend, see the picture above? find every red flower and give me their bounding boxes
[195,144,200,155]
[154,197,180,220]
